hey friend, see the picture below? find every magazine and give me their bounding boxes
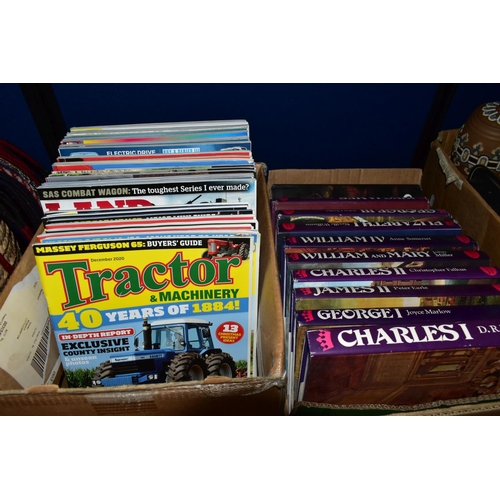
[33,232,259,388]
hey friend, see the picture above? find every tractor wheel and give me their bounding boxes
[167,352,209,382]
[202,250,210,259]
[206,352,237,378]
[238,243,250,260]
[92,361,114,383]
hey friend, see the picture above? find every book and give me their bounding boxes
[283,233,479,254]
[33,233,259,388]
[271,199,431,217]
[291,265,500,288]
[275,219,463,268]
[282,249,491,322]
[290,304,500,411]
[275,207,452,226]
[280,233,481,279]
[293,283,500,310]
[297,316,500,408]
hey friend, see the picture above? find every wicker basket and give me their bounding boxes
[0,219,22,293]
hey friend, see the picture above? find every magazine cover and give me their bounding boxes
[33,233,259,388]
[42,203,254,225]
[297,317,500,408]
[37,176,257,214]
[58,140,252,157]
[66,119,250,135]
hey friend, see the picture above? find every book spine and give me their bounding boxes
[294,283,500,310]
[292,265,500,287]
[286,250,490,268]
[278,208,449,217]
[283,234,480,251]
[296,304,500,327]
[278,212,452,224]
[306,317,500,356]
[278,219,461,235]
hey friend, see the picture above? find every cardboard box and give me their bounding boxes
[4,131,500,415]
[0,164,286,416]
[268,130,500,416]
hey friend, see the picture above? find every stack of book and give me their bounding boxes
[32,120,261,389]
[271,182,500,413]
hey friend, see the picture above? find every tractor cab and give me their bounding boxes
[134,319,215,353]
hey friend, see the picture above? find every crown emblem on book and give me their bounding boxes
[300,310,314,322]
[316,330,334,351]
[290,253,299,261]
[297,269,308,278]
[301,288,313,296]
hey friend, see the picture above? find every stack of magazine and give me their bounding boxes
[33,120,261,389]
[271,181,500,413]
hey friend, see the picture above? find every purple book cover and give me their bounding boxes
[292,265,500,288]
[273,207,452,229]
[296,304,500,328]
[281,251,491,332]
[279,234,481,280]
[307,318,500,356]
[277,209,452,225]
[283,234,478,250]
[293,283,500,310]
[277,218,461,236]
[275,220,462,261]
[286,249,489,269]
[290,305,500,409]
[297,317,500,407]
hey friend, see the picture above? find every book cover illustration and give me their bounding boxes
[33,234,258,388]
[297,317,500,408]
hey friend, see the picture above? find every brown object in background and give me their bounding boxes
[451,101,500,176]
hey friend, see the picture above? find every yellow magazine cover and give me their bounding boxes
[33,233,259,388]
